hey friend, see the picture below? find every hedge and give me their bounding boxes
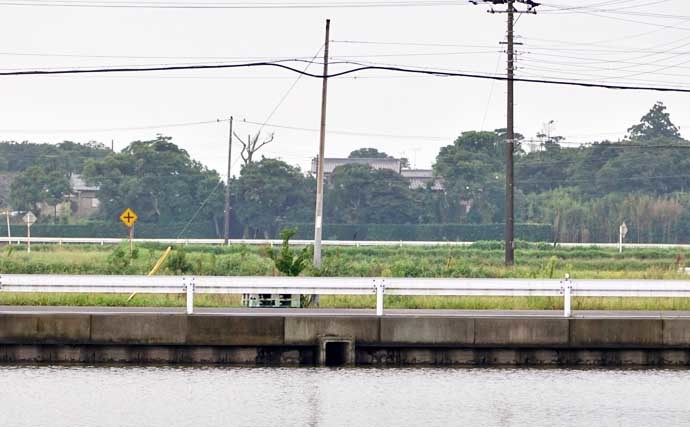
[2,221,552,242]
[2,222,218,239]
[285,223,552,242]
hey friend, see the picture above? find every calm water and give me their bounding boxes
[1,366,689,427]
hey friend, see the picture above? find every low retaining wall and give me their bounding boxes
[1,314,689,366]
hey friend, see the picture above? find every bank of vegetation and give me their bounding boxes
[2,242,690,310]
[3,103,690,244]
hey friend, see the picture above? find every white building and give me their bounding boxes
[310,157,402,180]
[311,157,444,191]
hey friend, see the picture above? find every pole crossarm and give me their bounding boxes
[471,0,539,13]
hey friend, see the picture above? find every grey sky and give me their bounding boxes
[1,0,689,178]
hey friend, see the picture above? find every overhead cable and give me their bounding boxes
[2,60,690,93]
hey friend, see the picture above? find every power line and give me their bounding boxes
[3,112,690,147]
[518,172,690,187]
[0,119,221,133]
[0,116,452,141]
[517,64,690,87]
[522,51,690,73]
[480,51,503,131]
[253,45,324,137]
[539,2,690,31]
[333,39,500,49]
[3,59,690,93]
[542,0,688,20]
[237,118,449,140]
[0,0,470,9]
[176,178,223,239]
[0,49,500,62]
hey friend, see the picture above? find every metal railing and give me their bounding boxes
[3,236,690,249]
[2,274,690,317]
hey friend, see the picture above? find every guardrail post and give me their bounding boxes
[375,280,385,316]
[561,274,572,318]
[185,277,195,315]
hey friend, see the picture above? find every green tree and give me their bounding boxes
[0,140,109,173]
[9,166,70,217]
[326,163,420,224]
[434,131,506,223]
[82,135,224,229]
[234,158,314,238]
[348,148,391,158]
[516,140,577,194]
[627,102,680,141]
[593,145,690,196]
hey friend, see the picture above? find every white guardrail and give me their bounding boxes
[2,274,690,317]
[3,236,690,249]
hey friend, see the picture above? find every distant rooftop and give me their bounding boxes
[311,157,402,175]
[401,169,444,191]
[70,174,99,192]
[401,169,434,179]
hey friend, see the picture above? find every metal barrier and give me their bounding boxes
[3,236,690,249]
[1,274,690,317]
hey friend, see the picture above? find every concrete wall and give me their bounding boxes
[1,313,689,366]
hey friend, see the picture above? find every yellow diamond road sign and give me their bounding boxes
[119,208,138,227]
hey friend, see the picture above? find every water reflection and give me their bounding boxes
[1,366,689,427]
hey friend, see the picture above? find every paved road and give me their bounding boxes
[2,306,690,318]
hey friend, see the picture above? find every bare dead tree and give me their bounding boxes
[233,131,274,166]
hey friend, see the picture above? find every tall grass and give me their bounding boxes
[2,242,689,279]
[2,242,690,309]
[3,292,690,311]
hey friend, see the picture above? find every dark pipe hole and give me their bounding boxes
[325,342,349,366]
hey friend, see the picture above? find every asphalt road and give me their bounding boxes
[2,306,690,318]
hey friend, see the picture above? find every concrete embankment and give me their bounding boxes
[1,313,690,366]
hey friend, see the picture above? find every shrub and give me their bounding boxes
[270,228,311,277]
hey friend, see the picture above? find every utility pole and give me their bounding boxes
[506,0,515,266]
[223,117,233,245]
[312,19,330,308]
[313,19,330,269]
[474,0,538,266]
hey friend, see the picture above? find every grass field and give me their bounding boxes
[1,241,690,310]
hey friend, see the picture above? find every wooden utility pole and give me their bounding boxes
[224,117,233,245]
[475,0,538,266]
[505,0,515,266]
[313,19,330,269]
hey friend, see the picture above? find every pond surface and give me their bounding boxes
[2,366,689,426]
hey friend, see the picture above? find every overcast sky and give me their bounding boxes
[1,0,689,178]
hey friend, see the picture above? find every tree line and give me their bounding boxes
[3,102,690,243]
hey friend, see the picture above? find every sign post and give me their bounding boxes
[119,208,138,256]
[22,211,36,253]
[619,222,628,253]
[5,209,10,245]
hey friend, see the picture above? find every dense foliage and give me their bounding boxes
[2,243,688,281]
[514,102,690,243]
[82,136,224,227]
[1,140,110,212]
[4,102,690,243]
[0,140,110,173]
[9,166,70,213]
[233,158,314,238]
[325,164,420,224]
